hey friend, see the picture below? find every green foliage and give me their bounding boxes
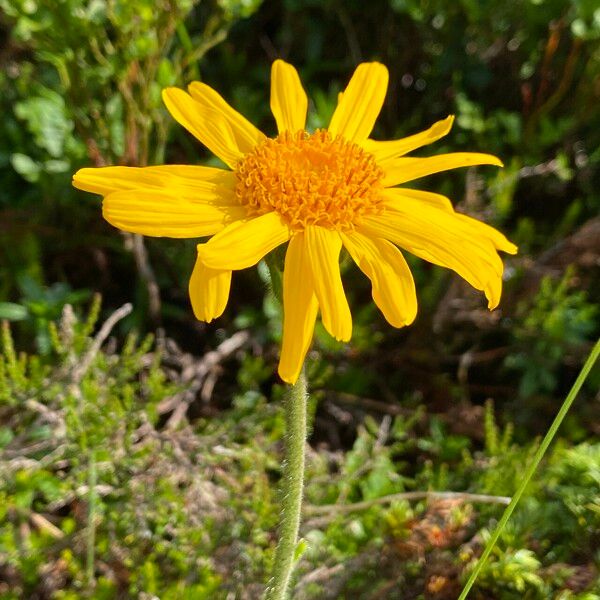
[1,0,263,174]
[469,545,547,598]
[0,301,598,597]
[506,270,598,398]
[0,275,90,354]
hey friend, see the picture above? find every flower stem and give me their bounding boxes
[264,369,308,600]
[458,336,600,600]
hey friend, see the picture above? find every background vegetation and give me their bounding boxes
[0,0,599,598]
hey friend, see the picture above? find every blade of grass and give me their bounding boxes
[458,336,600,600]
[86,449,97,588]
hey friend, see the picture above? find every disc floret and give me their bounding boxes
[235,130,385,231]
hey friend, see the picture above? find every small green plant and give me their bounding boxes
[506,270,597,398]
[0,275,90,354]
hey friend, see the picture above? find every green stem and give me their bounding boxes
[458,337,600,600]
[86,449,97,588]
[264,370,308,600]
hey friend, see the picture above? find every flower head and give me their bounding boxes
[73,60,517,384]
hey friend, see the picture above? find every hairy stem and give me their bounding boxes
[264,370,308,600]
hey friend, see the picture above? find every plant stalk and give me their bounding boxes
[86,449,97,588]
[264,369,308,600]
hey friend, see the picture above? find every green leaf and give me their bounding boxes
[14,90,73,158]
[10,153,41,182]
[0,302,29,321]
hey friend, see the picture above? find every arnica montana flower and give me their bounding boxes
[73,61,517,384]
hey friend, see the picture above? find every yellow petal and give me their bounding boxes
[270,60,308,134]
[381,198,506,277]
[328,62,389,143]
[188,254,231,322]
[73,165,236,198]
[383,194,517,255]
[304,226,352,341]
[359,209,506,309]
[102,188,246,238]
[162,88,244,168]
[74,167,169,196]
[341,232,417,327]
[278,233,319,384]
[453,213,518,255]
[383,187,453,213]
[382,191,517,254]
[362,115,454,161]
[197,211,290,270]
[381,152,503,187]
[141,165,235,185]
[187,81,266,154]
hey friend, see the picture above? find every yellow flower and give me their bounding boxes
[73,60,517,384]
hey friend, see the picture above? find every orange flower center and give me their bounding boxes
[234,130,385,231]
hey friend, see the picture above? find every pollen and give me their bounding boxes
[234,130,385,231]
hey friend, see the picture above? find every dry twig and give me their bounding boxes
[158,330,250,428]
[304,490,511,519]
[71,303,133,384]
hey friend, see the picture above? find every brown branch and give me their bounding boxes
[29,512,64,539]
[158,330,251,428]
[121,233,162,324]
[304,490,511,518]
[71,303,133,384]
